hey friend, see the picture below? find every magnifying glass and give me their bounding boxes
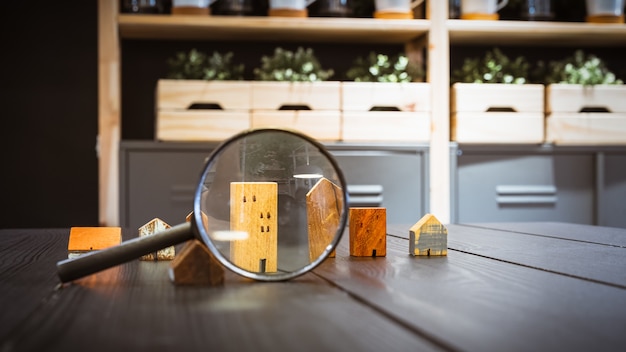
[57,128,348,282]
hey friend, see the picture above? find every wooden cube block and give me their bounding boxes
[349,207,386,257]
[67,227,121,259]
[409,214,447,256]
[169,239,224,286]
[139,218,175,261]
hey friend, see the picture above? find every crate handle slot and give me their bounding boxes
[278,104,312,111]
[486,107,517,112]
[579,106,611,113]
[187,103,224,110]
[369,106,401,112]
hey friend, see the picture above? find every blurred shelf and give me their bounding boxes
[118,14,430,44]
[448,19,626,46]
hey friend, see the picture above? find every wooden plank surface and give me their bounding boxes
[389,223,626,288]
[0,229,68,341]
[463,222,626,247]
[0,231,442,352]
[315,227,626,352]
[3,224,626,351]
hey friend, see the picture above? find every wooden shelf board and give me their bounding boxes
[118,14,430,43]
[448,20,626,46]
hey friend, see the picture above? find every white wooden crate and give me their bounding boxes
[451,83,545,144]
[156,80,252,141]
[341,82,431,142]
[546,84,626,145]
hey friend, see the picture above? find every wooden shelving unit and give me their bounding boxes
[118,14,430,43]
[448,19,626,46]
[98,0,626,226]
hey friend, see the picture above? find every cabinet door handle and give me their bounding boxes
[496,185,557,206]
[347,185,384,207]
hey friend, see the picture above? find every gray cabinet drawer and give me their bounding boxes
[599,154,626,228]
[329,146,428,224]
[120,142,215,231]
[456,153,594,224]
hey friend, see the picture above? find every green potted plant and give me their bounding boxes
[543,50,626,145]
[251,47,341,141]
[156,49,252,142]
[451,48,545,144]
[341,52,430,142]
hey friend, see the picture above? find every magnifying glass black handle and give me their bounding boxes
[57,221,194,283]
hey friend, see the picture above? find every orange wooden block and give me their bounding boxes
[68,227,121,258]
[349,207,386,257]
[169,239,224,286]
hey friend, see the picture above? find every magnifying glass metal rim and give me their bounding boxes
[192,127,349,281]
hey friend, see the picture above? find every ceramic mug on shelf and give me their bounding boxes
[585,0,625,23]
[460,0,509,20]
[213,0,255,16]
[269,0,318,17]
[171,0,218,15]
[374,0,424,19]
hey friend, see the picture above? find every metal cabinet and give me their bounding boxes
[328,144,429,224]
[120,142,217,231]
[453,145,595,225]
[598,152,626,228]
[120,141,430,231]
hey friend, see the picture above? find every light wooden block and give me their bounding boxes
[306,177,344,261]
[409,214,447,256]
[251,110,341,141]
[139,218,175,261]
[168,239,224,286]
[349,207,386,257]
[67,227,122,259]
[230,182,278,273]
[156,110,250,142]
[452,112,544,143]
[342,111,430,142]
[342,82,431,112]
[251,81,341,111]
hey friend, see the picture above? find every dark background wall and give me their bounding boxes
[1,2,98,228]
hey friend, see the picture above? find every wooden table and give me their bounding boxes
[1,222,625,351]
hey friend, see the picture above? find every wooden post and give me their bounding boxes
[138,218,175,260]
[67,227,121,259]
[409,214,448,256]
[230,182,278,273]
[306,177,344,261]
[98,0,120,226]
[349,208,386,257]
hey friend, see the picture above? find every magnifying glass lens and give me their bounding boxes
[196,129,347,280]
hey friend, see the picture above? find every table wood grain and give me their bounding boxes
[1,223,625,351]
